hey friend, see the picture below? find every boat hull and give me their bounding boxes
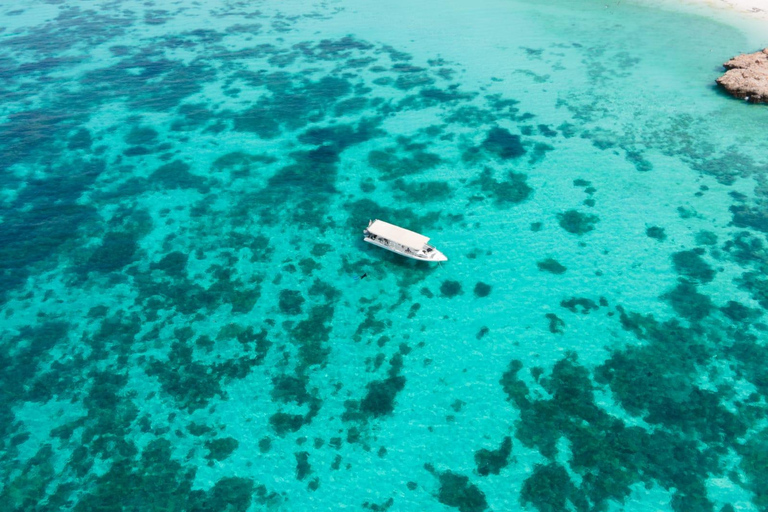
[364,237,447,262]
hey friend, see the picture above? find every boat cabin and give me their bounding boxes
[363,219,447,262]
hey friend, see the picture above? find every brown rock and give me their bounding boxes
[716,48,768,103]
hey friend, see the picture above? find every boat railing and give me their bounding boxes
[367,235,438,258]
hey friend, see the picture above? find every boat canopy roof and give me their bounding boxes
[367,220,430,251]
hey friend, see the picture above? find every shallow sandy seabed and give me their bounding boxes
[1,0,768,511]
[652,0,768,24]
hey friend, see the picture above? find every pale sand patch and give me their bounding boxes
[627,0,768,40]
[707,0,767,18]
[679,0,768,20]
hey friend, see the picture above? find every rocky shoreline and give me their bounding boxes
[716,48,768,103]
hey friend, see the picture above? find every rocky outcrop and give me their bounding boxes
[716,48,768,103]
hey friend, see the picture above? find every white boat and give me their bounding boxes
[363,219,447,262]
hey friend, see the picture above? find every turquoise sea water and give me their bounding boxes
[2,0,768,510]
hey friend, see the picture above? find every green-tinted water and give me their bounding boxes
[1,0,767,510]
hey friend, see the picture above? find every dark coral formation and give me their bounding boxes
[474,436,512,476]
[474,282,492,297]
[645,226,666,241]
[440,280,464,298]
[537,258,567,274]
[503,354,721,510]
[498,277,768,512]
[560,297,599,314]
[520,463,577,512]
[204,437,239,462]
[472,168,532,206]
[557,210,599,235]
[544,313,565,334]
[482,127,526,159]
[426,465,489,512]
[358,351,408,419]
[671,249,715,283]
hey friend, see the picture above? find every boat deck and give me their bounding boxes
[364,235,447,262]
